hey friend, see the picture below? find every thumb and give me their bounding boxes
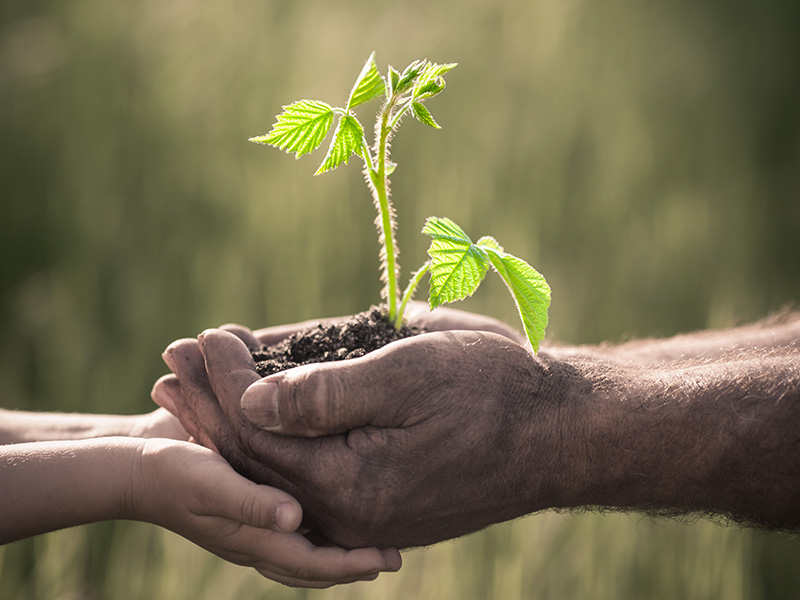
[216,471,303,533]
[240,352,396,437]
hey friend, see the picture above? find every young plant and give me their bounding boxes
[249,53,551,351]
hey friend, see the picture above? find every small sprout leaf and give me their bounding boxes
[414,78,446,100]
[316,115,365,175]
[423,217,490,309]
[484,249,551,353]
[388,67,401,97]
[476,236,503,252]
[347,52,386,110]
[422,61,458,79]
[411,102,441,129]
[395,59,426,93]
[413,62,456,99]
[252,100,334,158]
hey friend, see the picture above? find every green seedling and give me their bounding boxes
[249,53,551,351]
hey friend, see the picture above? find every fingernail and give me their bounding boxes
[274,502,299,532]
[162,349,177,372]
[197,329,212,351]
[241,381,280,429]
[383,548,403,571]
[152,377,180,409]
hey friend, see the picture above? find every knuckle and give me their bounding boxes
[238,491,267,527]
[285,367,345,435]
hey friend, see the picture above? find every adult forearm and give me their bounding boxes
[546,312,800,364]
[556,348,800,530]
[0,438,138,544]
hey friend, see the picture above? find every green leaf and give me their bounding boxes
[413,62,457,99]
[422,217,490,309]
[347,52,385,110]
[388,66,400,97]
[250,100,334,158]
[476,236,503,252]
[395,59,425,94]
[414,78,445,100]
[421,61,458,79]
[483,248,551,353]
[410,102,440,129]
[315,115,364,175]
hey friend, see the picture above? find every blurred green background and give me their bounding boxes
[1,0,799,598]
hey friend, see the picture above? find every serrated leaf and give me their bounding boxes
[484,249,551,352]
[422,61,458,78]
[395,59,425,94]
[476,236,503,252]
[347,52,385,110]
[251,100,334,158]
[413,62,457,99]
[422,217,490,309]
[315,115,364,175]
[413,77,446,100]
[388,67,400,97]
[410,102,440,129]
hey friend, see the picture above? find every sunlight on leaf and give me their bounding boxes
[423,217,490,309]
[411,102,440,128]
[482,247,551,352]
[315,115,365,175]
[476,236,503,252]
[395,59,426,94]
[250,100,334,158]
[413,62,456,100]
[347,52,385,110]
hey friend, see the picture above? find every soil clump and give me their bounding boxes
[251,306,423,377]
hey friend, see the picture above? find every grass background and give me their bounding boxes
[1,0,799,597]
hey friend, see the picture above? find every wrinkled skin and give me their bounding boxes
[154,307,800,548]
[154,305,565,548]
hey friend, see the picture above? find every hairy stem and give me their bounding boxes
[370,103,400,323]
[396,261,430,328]
[360,135,375,172]
[388,101,413,130]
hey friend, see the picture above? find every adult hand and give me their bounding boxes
[160,328,568,549]
[131,438,402,587]
[151,303,526,450]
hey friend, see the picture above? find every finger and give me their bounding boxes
[197,328,262,428]
[205,468,303,533]
[405,302,525,343]
[167,336,295,488]
[162,339,230,454]
[239,337,419,436]
[254,559,379,589]
[219,323,261,351]
[251,534,402,586]
[171,400,218,452]
[150,374,181,414]
[196,328,347,495]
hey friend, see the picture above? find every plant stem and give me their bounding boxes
[388,101,413,130]
[396,261,430,328]
[372,103,400,323]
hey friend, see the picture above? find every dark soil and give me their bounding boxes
[251,306,423,377]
